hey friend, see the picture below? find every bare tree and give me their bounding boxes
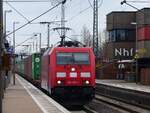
[81,25,92,47]
[98,29,108,58]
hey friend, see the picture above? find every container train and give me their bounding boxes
[15,41,95,105]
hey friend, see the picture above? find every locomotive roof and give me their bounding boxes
[43,47,93,55]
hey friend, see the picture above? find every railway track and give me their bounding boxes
[71,110,87,113]
[95,95,150,113]
[96,83,150,110]
[83,95,150,113]
[95,84,150,113]
[70,106,97,113]
[65,85,150,113]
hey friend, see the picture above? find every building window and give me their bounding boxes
[108,29,135,42]
[109,30,116,42]
[116,30,126,41]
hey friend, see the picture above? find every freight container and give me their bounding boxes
[20,60,24,74]
[140,68,150,85]
[136,8,150,27]
[103,42,135,60]
[17,60,24,75]
[107,12,136,30]
[96,62,117,79]
[140,68,145,84]
[15,58,20,73]
[138,26,150,41]
[138,40,150,58]
[24,56,32,79]
[31,53,41,80]
[15,57,24,75]
[124,72,135,82]
[138,58,150,68]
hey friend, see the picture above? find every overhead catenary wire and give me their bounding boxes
[121,0,149,13]
[6,2,62,38]
[15,35,36,48]
[68,0,103,22]
[88,0,93,9]
[3,0,52,3]
[68,6,91,21]
[98,0,103,8]
[87,0,103,9]
[6,2,30,22]
[16,20,58,52]
[16,28,55,49]
[126,0,150,3]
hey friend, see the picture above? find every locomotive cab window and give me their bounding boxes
[74,53,89,64]
[56,52,90,65]
[57,53,73,64]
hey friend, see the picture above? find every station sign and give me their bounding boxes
[103,42,135,60]
[114,48,135,60]
[7,46,14,54]
[115,48,134,57]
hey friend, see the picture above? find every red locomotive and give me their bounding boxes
[41,42,95,105]
[16,41,95,105]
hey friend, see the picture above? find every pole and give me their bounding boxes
[36,39,38,52]
[13,22,16,85]
[39,33,41,53]
[135,24,138,83]
[27,45,29,55]
[33,41,34,52]
[61,3,65,37]
[4,11,6,37]
[29,44,31,54]
[4,10,11,43]
[60,2,66,46]
[3,11,6,91]
[0,0,3,111]
[40,21,61,47]
[47,24,50,48]
[93,0,99,57]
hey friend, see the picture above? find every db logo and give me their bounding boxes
[35,58,40,62]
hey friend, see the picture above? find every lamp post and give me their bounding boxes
[34,33,41,53]
[6,31,11,44]
[28,42,33,54]
[4,10,12,39]
[0,0,3,112]
[121,0,141,83]
[13,21,19,85]
[20,45,29,55]
[40,22,50,48]
[40,21,60,48]
[131,22,138,83]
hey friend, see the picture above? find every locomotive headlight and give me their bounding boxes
[85,80,89,85]
[81,72,91,77]
[56,72,66,77]
[57,80,61,84]
[71,67,75,71]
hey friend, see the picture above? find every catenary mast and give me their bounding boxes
[93,0,98,57]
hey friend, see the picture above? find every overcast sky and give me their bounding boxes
[3,0,149,53]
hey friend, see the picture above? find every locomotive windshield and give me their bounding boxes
[57,52,90,65]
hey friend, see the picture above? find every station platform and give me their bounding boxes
[3,74,70,113]
[96,79,150,93]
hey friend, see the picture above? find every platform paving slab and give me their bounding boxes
[3,74,70,113]
[3,76,42,113]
